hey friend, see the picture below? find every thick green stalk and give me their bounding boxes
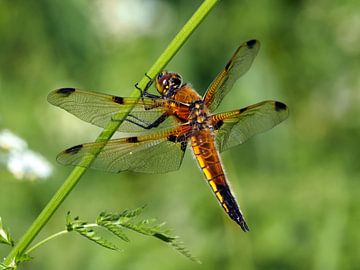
[4,0,219,266]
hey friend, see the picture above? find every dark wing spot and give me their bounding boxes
[167,134,177,142]
[126,136,139,143]
[246,39,257,48]
[180,141,187,152]
[168,135,187,152]
[274,101,287,111]
[112,96,124,104]
[225,60,232,71]
[239,107,248,114]
[64,144,83,154]
[56,88,75,97]
[213,120,224,130]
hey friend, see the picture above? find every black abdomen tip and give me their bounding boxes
[240,219,250,232]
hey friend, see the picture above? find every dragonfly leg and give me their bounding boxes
[144,72,152,85]
[134,74,160,110]
[134,82,143,96]
[143,73,153,91]
[134,73,154,97]
[126,112,169,130]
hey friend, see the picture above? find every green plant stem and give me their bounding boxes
[4,0,219,266]
[25,230,68,255]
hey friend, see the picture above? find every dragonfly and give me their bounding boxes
[48,39,288,232]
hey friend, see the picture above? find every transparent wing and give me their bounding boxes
[203,40,260,112]
[47,88,179,132]
[212,101,289,152]
[57,128,189,173]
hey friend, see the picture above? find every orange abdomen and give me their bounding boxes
[191,130,249,231]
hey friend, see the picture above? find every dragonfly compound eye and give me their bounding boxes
[169,74,182,89]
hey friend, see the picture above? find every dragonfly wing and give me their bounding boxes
[47,88,178,132]
[212,101,289,152]
[203,40,260,112]
[57,128,189,173]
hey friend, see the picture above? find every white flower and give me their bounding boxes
[94,0,171,39]
[0,129,27,151]
[0,129,53,181]
[7,150,53,180]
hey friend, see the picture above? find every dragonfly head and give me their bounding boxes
[155,71,183,97]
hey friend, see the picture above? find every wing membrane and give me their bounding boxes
[203,40,260,112]
[212,100,289,152]
[57,128,189,173]
[47,88,178,132]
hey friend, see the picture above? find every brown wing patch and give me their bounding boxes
[112,96,124,104]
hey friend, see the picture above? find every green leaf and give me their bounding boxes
[97,206,146,224]
[0,218,14,247]
[66,212,121,251]
[15,253,33,264]
[0,261,15,270]
[0,253,32,270]
[97,209,200,263]
[97,220,130,242]
[75,227,120,251]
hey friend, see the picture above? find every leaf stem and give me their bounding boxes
[25,230,68,255]
[25,223,99,255]
[3,0,219,266]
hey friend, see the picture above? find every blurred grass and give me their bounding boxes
[1,0,360,269]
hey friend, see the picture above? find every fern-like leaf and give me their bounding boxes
[64,208,199,263]
[97,208,200,263]
[97,221,130,242]
[66,212,121,251]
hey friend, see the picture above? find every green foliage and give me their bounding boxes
[2,208,198,269]
[1,253,32,270]
[0,218,14,247]
[66,212,121,251]
[65,207,200,262]
[97,207,200,263]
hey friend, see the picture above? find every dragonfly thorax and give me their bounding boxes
[189,100,213,132]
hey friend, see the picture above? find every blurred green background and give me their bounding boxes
[1,0,359,269]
